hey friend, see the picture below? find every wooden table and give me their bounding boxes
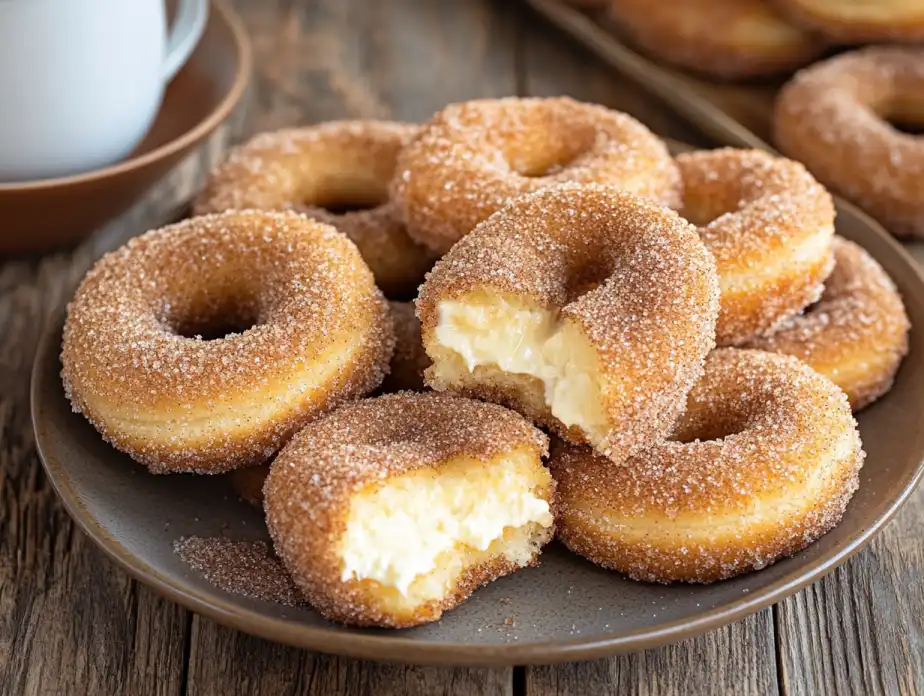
[3,1,922,694]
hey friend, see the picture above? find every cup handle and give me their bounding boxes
[162,0,210,81]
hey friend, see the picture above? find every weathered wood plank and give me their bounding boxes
[525,612,779,696]
[185,617,512,696]
[775,488,924,696]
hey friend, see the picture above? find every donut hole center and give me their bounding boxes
[162,286,264,341]
[505,126,595,178]
[882,96,924,136]
[305,174,388,214]
[671,412,749,444]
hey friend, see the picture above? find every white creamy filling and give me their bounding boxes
[433,297,607,437]
[339,453,553,595]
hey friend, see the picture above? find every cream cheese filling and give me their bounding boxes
[432,295,608,439]
[339,452,553,595]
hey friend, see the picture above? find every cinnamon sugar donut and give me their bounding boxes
[676,148,836,346]
[773,0,924,42]
[194,121,434,298]
[747,237,910,410]
[264,391,555,628]
[610,0,825,80]
[61,210,395,474]
[552,348,864,584]
[417,185,720,463]
[391,97,681,254]
[775,47,924,239]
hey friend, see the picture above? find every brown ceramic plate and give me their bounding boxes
[32,184,924,667]
[0,0,251,253]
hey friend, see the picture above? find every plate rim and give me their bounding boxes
[32,184,924,669]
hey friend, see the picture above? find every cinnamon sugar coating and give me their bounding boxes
[775,47,924,239]
[747,237,910,410]
[417,185,720,463]
[263,391,552,628]
[552,348,864,584]
[391,97,681,254]
[773,0,924,42]
[61,209,395,474]
[610,0,825,80]
[194,121,434,298]
[676,148,835,346]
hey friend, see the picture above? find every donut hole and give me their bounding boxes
[305,173,389,214]
[337,448,554,606]
[159,282,264,341]
[883,97,924,136]
[504,124,596,178]
[670,412,749,444]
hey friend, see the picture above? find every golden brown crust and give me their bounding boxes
[263,391,551,628]
[609,0,826,80]
[194,121,434,298]
[552,348,864,583]
[417,185,720,463]
[775,47,924,239]
[747,237,910,410]
[772,0,924,42]
[391,97,682,254]
[379,301,431,393]
[676,148,836,346]
[61,210,394,474]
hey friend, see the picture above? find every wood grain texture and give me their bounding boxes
[186,617,512,696]
[525,613,778,696]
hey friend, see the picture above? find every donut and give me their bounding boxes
[61,210,395,474]
[194,121,434,298]
[263,391,555,628]
[774,47,924,239]
[746,237,910,411]
[379,301,431,393]
[417,185,720,463]
[552,348,864,584]
[391,97,682,254]
[676,148,836,346]
[229,301,431,507]
[609,0,825,80]
[773,0,924,42]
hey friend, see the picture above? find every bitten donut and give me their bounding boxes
[773,0,924,42]
[417,185,720,463]
[391,97,682,254]
[61,210,395,474]
[264,392,555,628]
[229,301,431,508]
[194,121,434,298]
[610,0,825,80]
[747,237,910,410]
[676,148,836,346]
[552,348,864,584]
[775,47,924,239]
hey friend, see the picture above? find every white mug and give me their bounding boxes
[0,0,209,182]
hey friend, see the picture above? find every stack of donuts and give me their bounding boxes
[586,0,924,238]
[61,96,910,629]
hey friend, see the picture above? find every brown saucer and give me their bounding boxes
[31,179,924,666]
[0,0,251,254]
